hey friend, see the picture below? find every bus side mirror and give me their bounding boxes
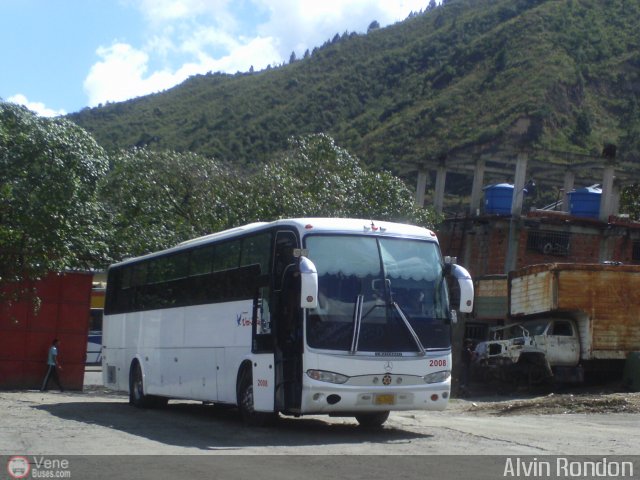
[299,257,318,309]
[449,263,474,313]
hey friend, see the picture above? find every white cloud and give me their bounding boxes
[253,0,430,56]
[199,36,280,73]
[8,94,66,117]
[179,24,240,57]
[84,43,176,106]
[134,0,223,23]
[83,36,281,107]
[84,0,432,106]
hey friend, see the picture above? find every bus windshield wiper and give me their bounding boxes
[392,302,426,356]
[349,294,364,354]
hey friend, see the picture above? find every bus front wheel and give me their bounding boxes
[355,411,390,428]
[237,369,276,427]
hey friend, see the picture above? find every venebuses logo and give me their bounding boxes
[7,456,30,479]
[7,456,72,479]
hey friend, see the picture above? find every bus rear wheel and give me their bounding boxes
[129,361,166,408]
[130,362,149,407]
[355,411,390,428]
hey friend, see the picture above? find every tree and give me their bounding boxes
[99,148,240,259]
[289,51,297,64]
[247,134,436,227]
[99,136,436,262]
[572,109,592,144]
[0,102,109,286]
[620,184,640,221]
[367,20,380,33]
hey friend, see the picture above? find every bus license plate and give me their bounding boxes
[374,394,396,405]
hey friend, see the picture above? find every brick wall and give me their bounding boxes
[437,213,640,277]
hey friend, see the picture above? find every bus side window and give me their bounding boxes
[189,245,214,276]
[241,233,271,274]
[241,233,273,337]
[213,240,241,272]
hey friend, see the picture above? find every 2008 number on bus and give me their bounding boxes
[429,359,447,367]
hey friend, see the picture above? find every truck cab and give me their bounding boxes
[530,318,580,367]
[474,317,581,384]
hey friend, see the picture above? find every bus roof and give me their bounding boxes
[110,218,438,268]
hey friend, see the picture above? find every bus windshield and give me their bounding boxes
[305,235,450,354]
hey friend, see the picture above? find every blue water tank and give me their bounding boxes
[568,186,601,218]
[484,183,514,214]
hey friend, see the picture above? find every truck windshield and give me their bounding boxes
[305,235,450,353]
[522,320,551,336]
[492,324,528,340]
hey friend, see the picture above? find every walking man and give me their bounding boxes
[41,338,64,392]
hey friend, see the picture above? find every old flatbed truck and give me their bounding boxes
[474,263,640,384]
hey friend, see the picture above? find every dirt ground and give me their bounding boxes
[448,381,640,415]
[79,380,640,416]
[2,382,639,459]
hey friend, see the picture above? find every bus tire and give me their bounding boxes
[237,368,276,427]
[152,396,169,408]
[129,361,156,408]
[355,411,390,428]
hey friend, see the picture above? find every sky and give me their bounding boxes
[1,0,430,117]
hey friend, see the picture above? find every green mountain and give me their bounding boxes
[70,0,640,175]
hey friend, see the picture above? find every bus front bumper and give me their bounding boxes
[300,379,451,414]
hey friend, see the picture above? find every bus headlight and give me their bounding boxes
[306,369,349,384]
[423,370,451,384]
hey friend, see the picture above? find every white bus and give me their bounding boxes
[102,218,473,427]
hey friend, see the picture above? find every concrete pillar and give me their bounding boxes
[599,237,616,263]
[469,157,486,216]
[598,173,620,262]
[433,165,447,215]
[511,153,528,217]
[599,164,615,222]
[505,153,528,274]
[504,216,520,274]
[562,170,575,213]
[611,182,620,216]
[415,170,428,207]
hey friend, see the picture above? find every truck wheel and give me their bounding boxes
[527,364,548,387]
[355,411,390,428]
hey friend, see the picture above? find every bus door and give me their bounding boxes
[251,252,275,413]
[272,231,303,412]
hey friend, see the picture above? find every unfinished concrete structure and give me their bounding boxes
[416,141,639,276]
[414,135,640,339]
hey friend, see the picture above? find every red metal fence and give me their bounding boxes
[0,272,92,390]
